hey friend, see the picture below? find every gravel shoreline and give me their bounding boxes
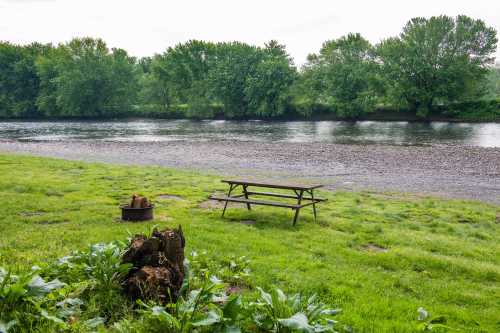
[1,139,499,204]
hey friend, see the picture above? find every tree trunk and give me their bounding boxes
[121,226,185,303]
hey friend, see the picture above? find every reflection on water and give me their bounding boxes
[0,119,499,147]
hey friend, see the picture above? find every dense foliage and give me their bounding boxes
[377,15,498,118]
[0,239,343,333]
[36,38,138,118]
[0,15,498,120]
[297,33,380,118]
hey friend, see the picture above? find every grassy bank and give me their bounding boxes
[0,154,499,332]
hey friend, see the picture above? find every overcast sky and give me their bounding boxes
[1,0,499,65]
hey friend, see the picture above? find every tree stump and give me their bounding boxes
[121,226,185,303]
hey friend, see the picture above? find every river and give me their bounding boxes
[0,119,499,147]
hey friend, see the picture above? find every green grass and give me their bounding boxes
[0,153,499,332]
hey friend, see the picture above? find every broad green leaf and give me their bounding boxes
[223,295,242,319]
[56,297,84,319]
[84,317,105,328]
[275,288,287,303]
[149,305,180,328]
[307,294,318,304]
[210,275,223,284]
[0,320,17,333]
[151,306,169,317]
[279,312,315,333]
[40,309,64,325]
[192,310,221,326]
[27,276,64,296]
[257,287,273,306]
[56,297,84,307]
[321,309,341,316]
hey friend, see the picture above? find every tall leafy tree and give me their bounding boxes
[35,45,66,116]
[301,33,379,118]
[0,42,49,118]
[107,48,139,113]
[144,40,296,119]
[36,38,138,117]
[244,41,297,117]
[138,56,171,114]
[149,40,216,117]
[208,42,262,118]
[377,15,498,118]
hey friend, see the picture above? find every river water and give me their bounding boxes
[0,120,499,147]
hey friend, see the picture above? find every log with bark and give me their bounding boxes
[121,226,185,303]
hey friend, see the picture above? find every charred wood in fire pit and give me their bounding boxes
[130,194,150,208]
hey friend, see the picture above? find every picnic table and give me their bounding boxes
[209,179,326,225]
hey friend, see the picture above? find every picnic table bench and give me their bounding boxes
[209,179,326,225]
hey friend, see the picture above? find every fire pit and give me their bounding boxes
[121,194,154,221]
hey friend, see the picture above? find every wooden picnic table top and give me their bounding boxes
[221,179,324,191]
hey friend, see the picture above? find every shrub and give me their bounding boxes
[442,99,500,121]
[1,239,344,332]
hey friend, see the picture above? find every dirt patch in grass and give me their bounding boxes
[458,217,475,224]
[45,190,64,197]
[362,244,389,253]
[19,211,45,217]
[239,220,256,225]
[198,193,246,210]
[198,200,247,209]
[36,220,69,225]
[157,194,185,201]
[228,219,256,225]
[157,213,173,222]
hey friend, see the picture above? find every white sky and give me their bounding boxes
[0,0,499,65]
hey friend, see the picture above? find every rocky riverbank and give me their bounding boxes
[1,139,499,204]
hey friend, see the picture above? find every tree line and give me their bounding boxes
[0,15,498,121]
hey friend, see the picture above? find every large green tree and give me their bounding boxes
[207,42,262,118]
[147,40,216,117]
[244,41,297,118]
[208,41,296,118]
[137,56,171,114]
[301,33,379,118]
[377,15,498,118]
[0,42,49,118]
[36,38,138,117]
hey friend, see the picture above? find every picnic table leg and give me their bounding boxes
[311,189,317,222]
[222,184,236,217]
[243,185,251,211]
[293,190,304,226]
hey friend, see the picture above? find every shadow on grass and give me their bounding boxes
[200,206,322,231]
